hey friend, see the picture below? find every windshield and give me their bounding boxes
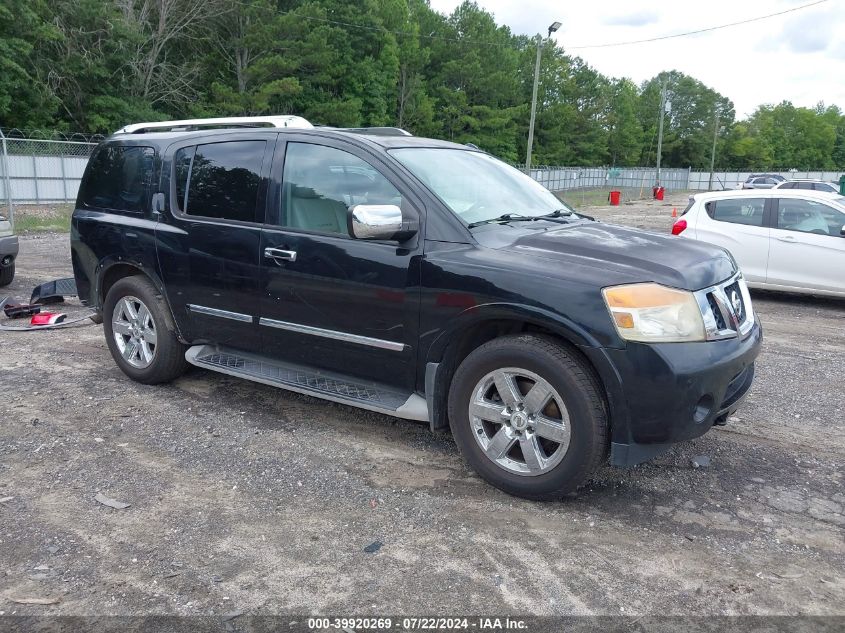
[390,148,573,225]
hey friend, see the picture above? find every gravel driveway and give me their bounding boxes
[1,198,843,619]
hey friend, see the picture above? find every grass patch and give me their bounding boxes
[11,204,73,233]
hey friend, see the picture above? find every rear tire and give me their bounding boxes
[103,275,187,384]
[0,262,14,287]
[448,334,608,501]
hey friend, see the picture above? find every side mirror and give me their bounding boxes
[348,204,409,241]
[840,224,845,237]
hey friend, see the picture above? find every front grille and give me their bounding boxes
[707,294,727,330]
[723,281,746,323]
[695,274,754,341]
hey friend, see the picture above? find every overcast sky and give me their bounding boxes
[428,0,843,118]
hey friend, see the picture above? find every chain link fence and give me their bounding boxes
[2,129,843,227]
[0,130,99,222]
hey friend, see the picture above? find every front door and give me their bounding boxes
[258,138,422,390]
[767,197,845,294]
[156,135,274,350]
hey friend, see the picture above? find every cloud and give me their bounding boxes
[603,11,659,27]
[778,10,833,54]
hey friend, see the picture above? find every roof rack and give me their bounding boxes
[337,127,413,137]
[114,115,313,135]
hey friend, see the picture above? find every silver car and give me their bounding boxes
[742,175,783,190]
[774,179,841,194]
[0,210,17,287]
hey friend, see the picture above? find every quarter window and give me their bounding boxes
[80,145,154,213]
[174,140,266,222]
[776,198,844,237]
[279,143,401,236]
[706,198,766,227]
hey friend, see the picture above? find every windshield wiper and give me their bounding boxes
[467,213,540,228]
[541,208,575,218]
[539,207,596,222]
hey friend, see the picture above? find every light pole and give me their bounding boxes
[708,105,722,191]
[525,21,561,175]
[655,77,668,188]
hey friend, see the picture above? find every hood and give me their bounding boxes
[473,220,736,291]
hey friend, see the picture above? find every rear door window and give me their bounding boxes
[174,140,267,223]
[706,198,766,226]
[80,145,154,213]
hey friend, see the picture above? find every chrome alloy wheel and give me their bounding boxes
[469,367,571,476]
[112,296,157,369]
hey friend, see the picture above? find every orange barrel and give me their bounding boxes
[609,190,621,206]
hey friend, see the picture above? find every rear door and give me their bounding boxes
[258,136,423,391]
[156,134,275,350]
[692,196,770,283]
[767,197,845,294]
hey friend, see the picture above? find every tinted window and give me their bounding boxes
[780,182,795,189]
[797,182,814,190]
[813,182,837,193]
[708,198,765,226]
[81,145,154,213]
[777,198,845,237]
[176,140,265,222]
[280,143,401,236]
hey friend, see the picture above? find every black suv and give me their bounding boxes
[71,117,762,500]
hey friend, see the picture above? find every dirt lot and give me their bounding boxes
[1,192,843,619]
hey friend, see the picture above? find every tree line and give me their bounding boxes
[2,0,843,170]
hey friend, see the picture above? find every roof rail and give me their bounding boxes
[337,127,413,137]
[114,115,313,135]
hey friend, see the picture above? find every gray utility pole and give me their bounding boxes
[655,78,668,187]
[525,34,543,175]
[525,21,561,175]
[708,106,720,191]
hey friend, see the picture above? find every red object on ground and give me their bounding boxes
[654,186,665,201]
[671,219,687,236]
[31,312,66,326]
[609,190,621,206]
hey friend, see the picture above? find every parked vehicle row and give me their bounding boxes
[71,115,761,500]
[673,189,845,297]
[740,174,841,194]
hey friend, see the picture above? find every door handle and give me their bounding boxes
[775,235,797,243]
[264,247,297,262]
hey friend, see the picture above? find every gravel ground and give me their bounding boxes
[0,197,843,618]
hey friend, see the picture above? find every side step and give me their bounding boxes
[185,345,429,422]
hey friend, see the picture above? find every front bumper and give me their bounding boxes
[584,317,763,466]
[0,234,18,263]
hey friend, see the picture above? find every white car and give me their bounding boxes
[672,189,845,298]
[774,179,841,194]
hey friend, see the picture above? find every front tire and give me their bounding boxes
[448,334,608,500]
[103,275,187,384]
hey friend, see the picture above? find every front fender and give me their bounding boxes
[424,301,602,365]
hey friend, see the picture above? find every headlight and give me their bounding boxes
[602,283,706,343]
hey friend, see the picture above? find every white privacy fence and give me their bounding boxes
[521,166,692,193]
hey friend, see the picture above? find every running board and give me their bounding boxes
[185,345,429,422]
